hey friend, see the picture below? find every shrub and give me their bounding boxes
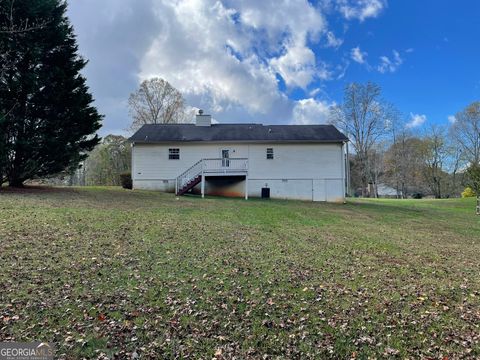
[465,163,480,195]
[411,192,423,199]
[120,172,132,189]
[461,187,476,198]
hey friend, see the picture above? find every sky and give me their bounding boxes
[67,0,480,136]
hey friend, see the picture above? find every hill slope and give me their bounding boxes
[0,188,479,358]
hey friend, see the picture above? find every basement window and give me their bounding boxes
[266,148,274,159]
[168,148,180,160]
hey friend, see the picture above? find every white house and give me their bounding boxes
[129,111,349,202]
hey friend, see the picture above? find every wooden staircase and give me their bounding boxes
[175,159,203,196]
[176,174,202,195]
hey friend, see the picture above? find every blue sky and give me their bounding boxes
[315,0,480,127]
[67,0,480,135]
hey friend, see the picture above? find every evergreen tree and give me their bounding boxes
[0,0,102,187]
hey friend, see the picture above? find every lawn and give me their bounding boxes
[0,187,479,359]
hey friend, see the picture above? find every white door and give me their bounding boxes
[325,179,343,202]
[312,179,326,201]
[221,149,230,167]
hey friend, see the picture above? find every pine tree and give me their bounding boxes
[0,0,102,187]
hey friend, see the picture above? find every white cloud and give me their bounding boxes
[309,88,322,97]
[351,46,367,64]
[68,0,392,133]
[292,98,334,124]
[270,44,318,89]
[377,50,403,73]
[337,0,386,22]
[406,113,427,128]
[325,31,344,48]
[448,115,456,124]
[139,0,330,120]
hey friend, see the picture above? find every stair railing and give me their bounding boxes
[175,159,204,195]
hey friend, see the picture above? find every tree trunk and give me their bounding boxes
[8,178,24,187]
[476,196,480,215]
[361,178,368,197]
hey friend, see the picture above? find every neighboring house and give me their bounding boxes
[376,184,402,198]
[359,183,402,198]
[129,111,349,202]
[368,183,402,198]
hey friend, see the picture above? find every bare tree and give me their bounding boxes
[330,82,396,196]
[444,142,464,197]
[369,144,386,198]
[421,125,449,199]
[450,101,480,165]
[128,78,187,132]
[384,116,409,198]
[384,114,433,198]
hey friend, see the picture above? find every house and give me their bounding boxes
[129,111,349,202]
[376,184,402,198]
[362,183,402,198]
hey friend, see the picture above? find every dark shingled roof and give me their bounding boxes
[129,124,348,143]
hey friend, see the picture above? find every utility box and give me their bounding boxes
[261,187,270,199]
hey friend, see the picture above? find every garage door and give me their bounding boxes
[312,179,326,201]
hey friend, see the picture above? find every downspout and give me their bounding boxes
[131,142,135,190]
[345,141,351,197]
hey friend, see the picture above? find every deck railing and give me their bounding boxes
[175,158,248,195]
[202,158,248,173]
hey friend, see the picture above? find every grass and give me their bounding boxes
[0,187,479,359]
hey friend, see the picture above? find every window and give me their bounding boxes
[266,148,274,159]
[169,148,180,160]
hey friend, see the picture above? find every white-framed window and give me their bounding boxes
[266,148,274,159]
[169,148,180,160]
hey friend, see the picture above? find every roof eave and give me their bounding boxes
[130,139,348,144]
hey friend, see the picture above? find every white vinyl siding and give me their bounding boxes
[133,143,248,180]
[132,142,345,202]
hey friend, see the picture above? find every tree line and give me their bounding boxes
[330,82,480,199]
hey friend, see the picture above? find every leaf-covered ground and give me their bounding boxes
[0,187,479,359]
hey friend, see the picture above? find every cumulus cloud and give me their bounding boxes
[68,0,389,132]
[351,46,367,64]
[337,0,386,22]
[139,0,330,119]
[292,98,334,124]
[378,50,403,73]
[406,113,427,128]
[448,115,456,124]
[270,45,318,89]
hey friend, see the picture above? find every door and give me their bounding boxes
[221,149,230,167]
[312,179,326,201]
